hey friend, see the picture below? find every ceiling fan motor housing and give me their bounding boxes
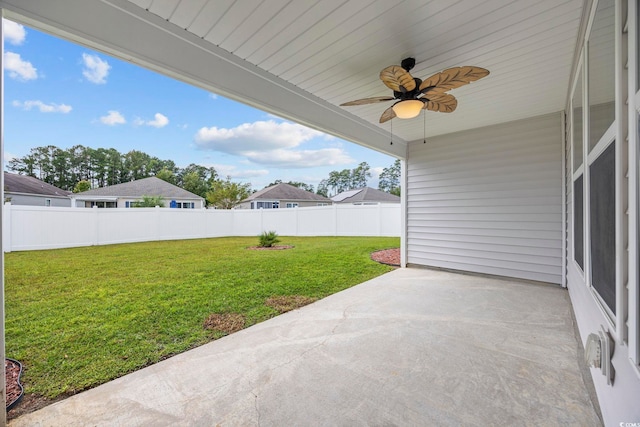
[394,77,423,100]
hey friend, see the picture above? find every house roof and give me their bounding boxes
[74,177,203,200]
[4,172,70,197]
[244,183,331,203]
[2,0,586,160]
[332,187,400,204]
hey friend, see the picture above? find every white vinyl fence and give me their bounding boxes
[2,203,400,252]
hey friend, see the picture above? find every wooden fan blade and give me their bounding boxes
[419,66,489,94]
[380,65,416,92]
[379,106,396,123]
[340,96,395,106]
[422,93,458,113]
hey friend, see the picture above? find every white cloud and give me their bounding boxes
[194,120,352,168]
[209,93,218,100]
[12,100,72,113]
[134,113,169,128]
[371,166,384,179]
[100,110,126,125]
[3,52,37,81]
[211,164,269,179]
[82,53,111,84]
[3,19,26,45]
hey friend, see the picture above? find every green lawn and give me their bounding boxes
[5,236,398,398]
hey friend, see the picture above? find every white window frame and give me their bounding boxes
[256,201,278,209]
[627,0,640,367]
[571,55,586,278]
[285,203,298,208]
[44,198,51,207]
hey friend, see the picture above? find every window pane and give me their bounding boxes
[572,72,583,172]
[590,142,616,314]
[574,175,584,270]
[588,0,615,151]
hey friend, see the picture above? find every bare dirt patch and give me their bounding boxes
[371,248,400,267]
[265,295,318,313]
[247,245,294,250]
[203,313,246,334]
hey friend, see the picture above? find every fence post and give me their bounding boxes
[93,205,99,246]
[333,204,338,236]
[3,202,11,253]
[377,203,382,237]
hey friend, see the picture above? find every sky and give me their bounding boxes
[2,19,395,191]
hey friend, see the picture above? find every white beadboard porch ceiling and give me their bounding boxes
[1,0,585,157]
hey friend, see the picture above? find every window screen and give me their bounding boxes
[574,175,584,270]
[590,142,616,314]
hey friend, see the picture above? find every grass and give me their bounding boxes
[5,236,398,399]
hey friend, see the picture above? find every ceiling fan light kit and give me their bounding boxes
[340,58,489,123]
[392,100,423,119]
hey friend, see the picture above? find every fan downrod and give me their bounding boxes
[400,57,415,72]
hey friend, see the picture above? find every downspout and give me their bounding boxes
[0,13,8,427]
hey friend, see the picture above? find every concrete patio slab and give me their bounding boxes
[10,268,601,426]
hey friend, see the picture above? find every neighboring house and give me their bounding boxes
[331,187,400,205]
[239,183,332,209]
[71,177,205,208]
[4,172,71,207]
[5,1,640,423]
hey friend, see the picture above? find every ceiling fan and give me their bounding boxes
[340,58,489,123]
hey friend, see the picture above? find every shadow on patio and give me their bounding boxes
[10,268,601,426]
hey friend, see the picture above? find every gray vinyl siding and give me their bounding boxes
[407,113,563,284]
[6,193,71,207]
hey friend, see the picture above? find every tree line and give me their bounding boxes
[316,160,400,197]
[8,145,401,207]
[7,145,218,196]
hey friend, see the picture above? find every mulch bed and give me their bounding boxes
[6,358,23,411]
[370,248,400,267]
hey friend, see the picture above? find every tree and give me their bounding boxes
[206,177,251,209]
[316,179,329,197]
[319,162,372,196]
[265,179,314,193]
[131,195,164,207]
[155,168,176,185]
[350,161,371,188]
[378,159,401,196]
[73,180,91,193]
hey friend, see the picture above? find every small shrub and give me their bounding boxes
[258,231,280,248]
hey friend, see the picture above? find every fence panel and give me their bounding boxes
[3,203,400,252]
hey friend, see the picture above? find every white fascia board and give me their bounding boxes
[0,0,407,159]
[72,196,119,202]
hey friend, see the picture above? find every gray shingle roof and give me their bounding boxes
[244,183,331,202]
[4,172,70,197]
[331,187,400,203]
[76,177,202,199]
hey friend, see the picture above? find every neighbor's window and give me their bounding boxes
[588,0,615,151]
[285,203,298,208]
[256,201,279,209]
[45,198,51,207]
